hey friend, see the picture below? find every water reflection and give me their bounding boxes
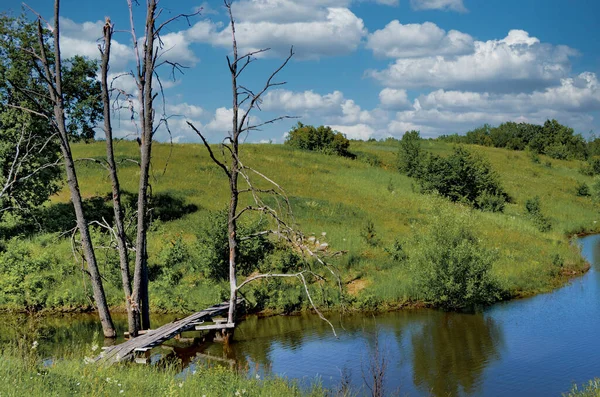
[411,312,502,396]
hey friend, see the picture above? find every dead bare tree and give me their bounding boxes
[187,0,338,341]
[125,0,200,332]
[98,17,137,336]
[20,0,116,337]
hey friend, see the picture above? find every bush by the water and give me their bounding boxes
[284,122,351,157]
[410,210,503,311]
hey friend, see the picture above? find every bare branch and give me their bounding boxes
[187,121,231,177]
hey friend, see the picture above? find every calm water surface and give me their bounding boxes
[3,235,599,396]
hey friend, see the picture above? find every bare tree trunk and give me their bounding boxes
[131,0,157,331]
[100,18,137,336]
[187,1,338,342]
[40,1,116,337]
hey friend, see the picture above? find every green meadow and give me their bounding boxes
[0,139,597,314]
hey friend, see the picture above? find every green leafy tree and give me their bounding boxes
[0,14,102,219]
[285,122,351,156]
[397,130,422,177]
[0,14,61,217]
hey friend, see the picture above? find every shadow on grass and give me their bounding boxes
[1,191,199,238]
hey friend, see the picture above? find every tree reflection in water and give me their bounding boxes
[411,312,503,396]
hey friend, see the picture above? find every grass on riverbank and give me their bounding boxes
[0,345,327,397]
[0,139,597,314]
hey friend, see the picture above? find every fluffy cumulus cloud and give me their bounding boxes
[328,124,376,140]
[368,30,577,92]
[367,21,474,58]
[262,89,345,112]
[60,18,134,69]
[386,72,600,137]
[185,5,366,59]
[410,0,467,12]
[379,88,412,110]
[262,89,385,126]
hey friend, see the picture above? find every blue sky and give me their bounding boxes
[4,0,600,143]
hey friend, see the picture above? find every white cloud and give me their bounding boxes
[367,21,473,58]
[206,107,234,132]
[166,103,205,118]
[385,72,600,137]
[368,30,577,91]
[410,0,467,12]
[379,88,411,110]
[328,124,375,140]
[262,89,345,112]
[59,18,133,70]
[158,31,199,65]
[185,7,366,59]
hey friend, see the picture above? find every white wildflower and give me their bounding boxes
[31,341,38,350]
[178,382,183,388]
[106,378,111,383]
[119,390,124,394]
[255,373,260,380]
[91,343,99,352]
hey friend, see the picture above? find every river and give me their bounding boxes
[2,234,599,396]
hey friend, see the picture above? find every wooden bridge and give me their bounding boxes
[96,299,241,365]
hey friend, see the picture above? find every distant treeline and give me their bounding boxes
[438,119,599,161]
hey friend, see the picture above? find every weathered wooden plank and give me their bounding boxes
[95,299,241,365]
[194,323,235,331]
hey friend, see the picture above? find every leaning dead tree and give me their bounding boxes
[20,0,116,337]
[187,0,337,340]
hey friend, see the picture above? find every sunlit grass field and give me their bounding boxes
[6,139,598,313]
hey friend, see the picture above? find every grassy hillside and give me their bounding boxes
[0,139,597,313]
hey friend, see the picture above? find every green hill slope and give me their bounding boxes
[0,140,597,313]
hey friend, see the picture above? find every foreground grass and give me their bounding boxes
[0,347,326,397]
[0,140,597,313]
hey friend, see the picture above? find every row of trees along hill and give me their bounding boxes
[439,119,594,161]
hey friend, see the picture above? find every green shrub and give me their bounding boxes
[384,239,407,262]
[284,122,351,157]
[360,220,379,247]
[0,239,57,310]
[593,178,600,202]
[576,182,591,197]
[580,158,600,176]
[397,130,422,177]
[525,196,552,232]
[410,211,503,311]
[196,210,273,281]
[355,151,381,167]
[417,147,508,212]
